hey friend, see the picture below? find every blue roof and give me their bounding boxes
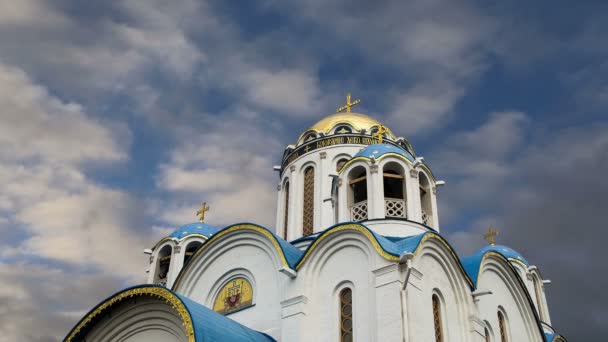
[263,227,304,269]
[65,285,275,342]
[176,293,275,342]
[169,222,218,240]
[461,244,530,288]
[353,143,415,162]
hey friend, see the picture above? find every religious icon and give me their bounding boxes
[213,277,254,315]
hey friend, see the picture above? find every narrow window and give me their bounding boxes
[432,294,443,342]
[183,241,202,265]
[155,245,172,287]
[419,172,433,226]
[348,166,368,221]
[498,311,507,342]
[340,288,353,342]
[283,182,290,239]
[383,162,407,218]
[485,327,491,342]
[302,167,315,236]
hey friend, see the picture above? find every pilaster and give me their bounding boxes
[280,295,308,342]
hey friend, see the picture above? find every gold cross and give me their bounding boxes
[336,93,361,113]
[371,125,389,143]
[196,202,210,223]
[483,226,499,245]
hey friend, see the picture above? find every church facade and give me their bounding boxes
[65,98,567,342]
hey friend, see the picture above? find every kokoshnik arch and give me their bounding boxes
[65,95,567,342]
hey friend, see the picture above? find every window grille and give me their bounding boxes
[385,198,406,218]
[432,295,443,342]
[350,200,368,221]
[283,182,289,239]
[498,311,507,342]
[340,288,353,342]
[303,167,315,236]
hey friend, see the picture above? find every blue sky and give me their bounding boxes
[0,0,606,340]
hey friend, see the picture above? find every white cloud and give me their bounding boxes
[0,63,149,278]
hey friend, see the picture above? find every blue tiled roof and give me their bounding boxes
[169,222,218,240]
[176,293,275,342]
[461,244,530,288]
[265,228,304,269]
[353,143,415,162]
[65,285,275,342]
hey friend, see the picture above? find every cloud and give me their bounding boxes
[156,113,281,228]
[435,112,608,339]
[0,262,127,342]
[0,63,151,279]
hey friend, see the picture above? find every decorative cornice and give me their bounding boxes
[64,286,194,342]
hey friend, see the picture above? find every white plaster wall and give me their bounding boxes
[363,219,431,238]
[294,232,390,342]
[407,242,472,342]
[174,231,287,340]
[475,257,543,342]
[85,297,188,342]
[276,142,441,240]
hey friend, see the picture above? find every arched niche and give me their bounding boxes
[155,245,173,286]
[419,171,434,226]
[348,165,368,221]
[382,161,407,219]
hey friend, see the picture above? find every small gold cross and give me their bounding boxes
[483,226,498,246]
[371,125,389,143]
[196,202,210,223]
[336,93,361,113]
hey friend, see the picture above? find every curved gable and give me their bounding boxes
[64,285,273,342]
[173,223,303,290]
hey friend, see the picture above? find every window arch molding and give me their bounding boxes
[431,289,446,342]
[380,160,408,219]
[281,177,291,240]
[334,281,355,342]
[182,239,205,265]
[497,306,511,342]
[154,243,175,286]
[418,170,434,226]
[483,320,494,342]
[332,153,352,173]
[206,268,257,309]
[299,162,317,236]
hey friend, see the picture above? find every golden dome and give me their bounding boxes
[297,112,395,144]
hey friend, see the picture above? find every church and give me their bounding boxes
[64,95,567,342]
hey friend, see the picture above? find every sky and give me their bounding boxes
[0,0,606,340]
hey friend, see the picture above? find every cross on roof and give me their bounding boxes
[483,226,499,246]
[196,202,210,223]
[372,125,389,143]
[336,93,361,113]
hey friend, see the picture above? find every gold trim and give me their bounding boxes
[296,224,400,269]
[412,233,475,288]
[173,224,290,289]
[65,286,195,342]
[152,234,209,251]
[508,257,529,269]
[340,152,414,174]
[296,113,396,144]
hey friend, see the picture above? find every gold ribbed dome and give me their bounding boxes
[310,112,383,133]
[296,112,395,144]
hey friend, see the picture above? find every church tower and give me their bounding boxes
[276,94,442,243]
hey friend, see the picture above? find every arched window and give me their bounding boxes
[302,167,315,236]
[339,288,353,342]
[348,166,368,221]
[283,181,290,239]
[183,241,203,265]
[336,158,349,172]
[419,172,433,226]
[485,327,491,342]
[432,294,443,342]
[383,162,407,218]
[498,311,508,342]
[155,245,172,286]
